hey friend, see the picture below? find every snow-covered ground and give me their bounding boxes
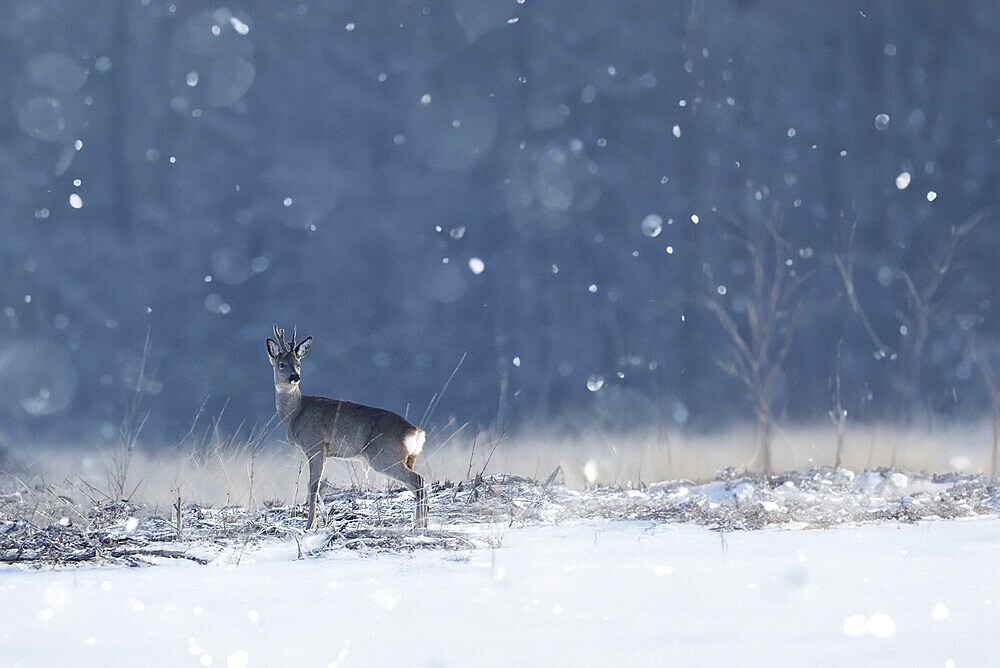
[2,516,999,667]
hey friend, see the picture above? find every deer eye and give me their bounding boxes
[278,363,285,369]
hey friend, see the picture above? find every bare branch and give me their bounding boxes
[833,253,889,356]
[703,297,753,366]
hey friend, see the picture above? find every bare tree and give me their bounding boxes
[703,213,807,474]
[835,210,988,429]
[966,332,1000,477]
[895,212,987,421]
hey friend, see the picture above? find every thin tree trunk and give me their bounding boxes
[757,413,772,474]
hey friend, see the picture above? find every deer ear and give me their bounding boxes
[294,336,312,359]
[266,338,281,359]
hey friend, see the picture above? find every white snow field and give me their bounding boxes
[2,517,999,667]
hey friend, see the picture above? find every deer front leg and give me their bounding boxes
[306,450,326,530]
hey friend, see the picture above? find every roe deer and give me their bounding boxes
[266,324,428,529]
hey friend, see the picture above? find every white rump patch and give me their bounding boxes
[403,428,425,456]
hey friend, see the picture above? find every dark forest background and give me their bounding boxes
[1,0,997,450]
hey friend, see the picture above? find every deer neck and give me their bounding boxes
[275,385,303,424]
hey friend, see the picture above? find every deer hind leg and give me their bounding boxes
[369,443,427,528]
[389,462,427,529]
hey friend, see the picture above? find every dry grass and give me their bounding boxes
[0,421,995,509]
[419,421,997,489]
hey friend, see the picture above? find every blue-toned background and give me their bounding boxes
[1,1,997,448]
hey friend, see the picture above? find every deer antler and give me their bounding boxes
[289,325,297,351]
[273,324,288,352]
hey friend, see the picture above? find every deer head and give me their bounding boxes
[266,324,312,390]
